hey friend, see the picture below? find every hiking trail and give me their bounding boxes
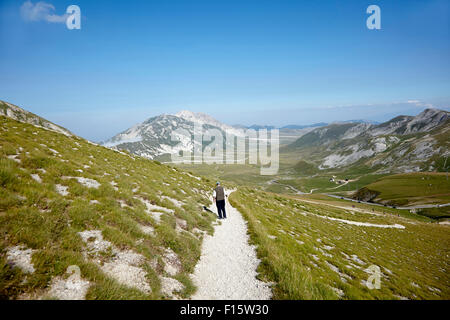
[191,190,272,300]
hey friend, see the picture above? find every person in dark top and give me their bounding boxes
[213,182,227,219]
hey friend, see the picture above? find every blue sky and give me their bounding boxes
[0,0,449,141]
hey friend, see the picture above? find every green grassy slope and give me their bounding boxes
[229,188,450,300]
[352,173,450,219]
[354,173,450,206]
[0,115,218,300]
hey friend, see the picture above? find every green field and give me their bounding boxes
[229,188,450,300]
[173,148,392,196]
[174,163,271,187]
[357,173,450,206]
[293,193,434,223]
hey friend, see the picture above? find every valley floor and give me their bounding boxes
[191,191,272,300]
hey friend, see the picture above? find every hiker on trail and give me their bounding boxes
[213,182,227,219]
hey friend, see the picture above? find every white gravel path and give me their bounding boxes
[191,191,272,300]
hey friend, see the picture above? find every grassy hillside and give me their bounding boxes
[229,188,449,300]
[352,173,450,218]
[0,115,218,300]
[354,173,450,206]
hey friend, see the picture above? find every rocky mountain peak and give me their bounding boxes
[174,110,233,130]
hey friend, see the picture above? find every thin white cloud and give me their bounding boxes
[312,100,435,111]
[20,1,68,23]
[406,100,434,108]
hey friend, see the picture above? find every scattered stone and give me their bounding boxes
[162,248,182,276]
[162,196,184,208]
[191,228,207,238]
[118,200,129,208]
[78,230,111,254]
[63,176,101,189]
[139,225,155,236]
[78,230,152,294]
[175,218,187,232]
[311,254,320,261]
[135,197,174,223]
[325,261,351,283]
[383,267,393,275]
[48,273,90,300]
[30,174,42,183]
[6,245,35,274]
[7,154,21,163]
[160,276,184,297]
[351,254,365,265]
[110,181,119,191]
[429,286,441,293]
[101,252,152,294]
[55,184,69,196]
[331,287,345,298]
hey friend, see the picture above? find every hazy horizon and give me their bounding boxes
[44,100,449,143]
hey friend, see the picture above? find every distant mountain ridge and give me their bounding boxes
[103,108,449,165]
[0,100,73,137]
[285,108,449,174]
[103,110,249,159]
[103,110,322,159]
